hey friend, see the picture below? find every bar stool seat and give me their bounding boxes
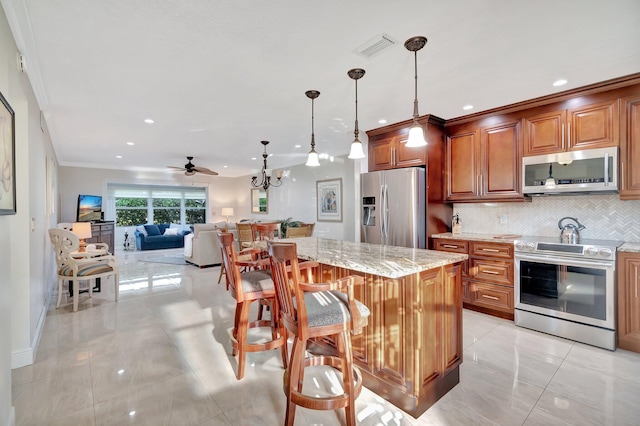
[268,241,369,425]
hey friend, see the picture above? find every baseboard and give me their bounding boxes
[11,302,47,369]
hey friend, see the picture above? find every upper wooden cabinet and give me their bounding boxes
[367,115,445,172]
[445,119,525,202]
[524,99,618,156]
[620,95,640,200]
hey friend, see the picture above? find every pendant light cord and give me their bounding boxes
[310,98,316,150]
[413,50,419,120]
[354,78,359,139]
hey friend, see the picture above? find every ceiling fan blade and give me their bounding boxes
[167,166,186,170]
[193,167,218,176]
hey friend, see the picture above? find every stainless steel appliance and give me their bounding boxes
[361,167,425,249]
[514,236,622,350]
[522,147,618,195]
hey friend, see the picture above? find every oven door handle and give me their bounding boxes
[515,254,613,269]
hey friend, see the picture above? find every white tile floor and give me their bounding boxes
[12,248,640,425]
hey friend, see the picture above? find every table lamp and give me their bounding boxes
[221,207,234,231]
[72,222,92,252]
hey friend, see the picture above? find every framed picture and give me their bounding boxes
[251,187,268,214]
[0,91,16,215]
[316,178,342,222]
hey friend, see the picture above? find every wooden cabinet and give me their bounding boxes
[445,119,524,202]
[620,95,640,199]
[368,134,425,170]
[434,238,514,319]
[87,222,115,251]
[524,99,618,156]
[617,252,640,353]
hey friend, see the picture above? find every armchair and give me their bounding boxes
[184,223,238,267]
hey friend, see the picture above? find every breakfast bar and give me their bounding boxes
[290,237,468,418]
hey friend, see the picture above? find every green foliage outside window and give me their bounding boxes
[115,197,148,226]
[113,191,206,227]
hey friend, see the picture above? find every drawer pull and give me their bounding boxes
[443,244,459,249]
[481,295,499,300]
[481,248,500,253]
[481,270,500,275]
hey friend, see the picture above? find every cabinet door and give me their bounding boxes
[620,95,640,199]
[446,130,479,200]
[368,138,394,171]
[481,121,521,199]
[524,110,566,156]
[617,252,640,353]
[394,136,426,168]
[568,100,618,150]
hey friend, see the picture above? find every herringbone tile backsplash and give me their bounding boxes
[453,195,640,242]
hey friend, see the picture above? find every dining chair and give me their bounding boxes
[268,241,370,426]
[48,228,119,312]
[236,222,255,249]
[284,226,307,239]
[252,222,281,241]
[218,232,287,380]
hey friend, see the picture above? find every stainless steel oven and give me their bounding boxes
[514,237,622,350]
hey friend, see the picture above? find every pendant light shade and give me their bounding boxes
[545,163,556,189]
[347,68,366,160]
[305,90,321,167]
[404,36,428,148]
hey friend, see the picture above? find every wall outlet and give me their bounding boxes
[499,214,508,225]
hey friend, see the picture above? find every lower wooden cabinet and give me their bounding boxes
[434,238,514,319]
[617,252,640,353]
[87,222,115,251]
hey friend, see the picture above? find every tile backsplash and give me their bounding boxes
[453,194,640,242]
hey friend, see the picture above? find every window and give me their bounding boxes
[108,184,207,226]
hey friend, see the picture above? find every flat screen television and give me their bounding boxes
[76,194,103,222]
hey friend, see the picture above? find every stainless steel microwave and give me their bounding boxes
[522,147,618,195]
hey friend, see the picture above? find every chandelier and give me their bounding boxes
[251,140,282,190]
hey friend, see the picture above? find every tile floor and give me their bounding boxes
[12,248,640,425]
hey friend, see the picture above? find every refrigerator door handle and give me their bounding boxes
[383,184,390,241]
[380,183,385,242]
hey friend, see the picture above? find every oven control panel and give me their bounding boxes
[514,238,618,260]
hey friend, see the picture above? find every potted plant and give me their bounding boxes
[280,217,301,238]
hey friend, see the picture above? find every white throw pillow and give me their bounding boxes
[164,228,179,236]
[136,225,148,236]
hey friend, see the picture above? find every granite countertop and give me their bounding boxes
[431,232,522,243]
[286,237,468,279]
[619,242,640,253]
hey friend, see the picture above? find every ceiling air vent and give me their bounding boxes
[355,34,396,58]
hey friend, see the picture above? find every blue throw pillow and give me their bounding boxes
[144,224,161,236]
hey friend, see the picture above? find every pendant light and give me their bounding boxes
[305,90,321,167]
[545,163,556,189]
[404,36,428,148]
[347,68,366,159]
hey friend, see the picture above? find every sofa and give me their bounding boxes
[134,223,192,251]
[183,222,238,267]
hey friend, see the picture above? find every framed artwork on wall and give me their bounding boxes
[316,178,342,222]
[0,91,16,215]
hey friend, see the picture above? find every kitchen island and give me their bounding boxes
[289,237,468,418]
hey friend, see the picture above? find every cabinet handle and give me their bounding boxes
[392,147,396,166]
[561,123,565,148]
[567,122,571,147]
[443,244,460,249]
[481,270,500,275]
[481,294,499,300]
[481,248,500,253]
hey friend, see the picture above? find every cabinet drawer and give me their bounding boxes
[469,258,513,286]
[434,239,469,254]
[469,282,514,314]
[471,241,513,259]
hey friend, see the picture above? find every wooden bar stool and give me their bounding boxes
[218,232,288,380]
[268,241,370,426]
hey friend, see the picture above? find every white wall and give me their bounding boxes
[454,194,640,242]
[58,154,361,247]
[1,3,57,424]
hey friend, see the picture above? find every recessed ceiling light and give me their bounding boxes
[126,142,134,146]
[553,79,568,87]
[115,155,122,159]
[378,119,387,124]
[463,105,474,110]
[223,165,228,168]
[144,118,154,124]
[251,157,257,161]
[294,144,301,148]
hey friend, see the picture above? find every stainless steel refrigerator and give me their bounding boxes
[361,167,425,249]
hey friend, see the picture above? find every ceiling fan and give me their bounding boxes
[167,156,218,176]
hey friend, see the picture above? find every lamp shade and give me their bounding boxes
[221,207,234,217]
[305,151,320,167]
[348,140,366,159]
[406,123,427,147]
[72,222,92,239]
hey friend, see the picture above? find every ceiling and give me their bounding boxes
[4,0,640,178]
